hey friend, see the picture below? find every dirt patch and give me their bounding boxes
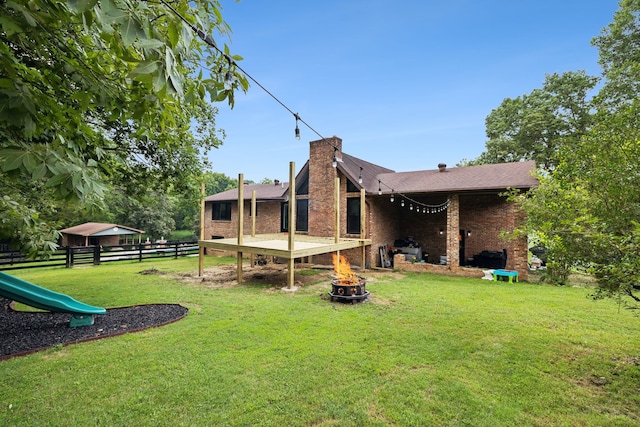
[177,263,405,291]
[178,263,326,289]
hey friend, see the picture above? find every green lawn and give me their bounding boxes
[1,258,639,426]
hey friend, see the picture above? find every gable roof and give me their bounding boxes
[337,152,395,193]
[376,161,538,194]
[59,222,144,236]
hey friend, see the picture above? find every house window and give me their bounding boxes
[281,203,287,232]
[297,176,309,195]
[281,199,309,232]
[347,197,360,234]
[297,199,308,231]
[346,179,359,193]
[212,202,232,221]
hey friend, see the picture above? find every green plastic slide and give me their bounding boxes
[0,271,106,316]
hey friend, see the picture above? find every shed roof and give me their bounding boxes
[59,222,144,236]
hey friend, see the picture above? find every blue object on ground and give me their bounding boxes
[493,269,519,283]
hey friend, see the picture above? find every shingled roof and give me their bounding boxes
[205,182,289,202]
[337,152,395,193]
[205,154,537,200]
[376,160,538,194]
[336,151,536,195]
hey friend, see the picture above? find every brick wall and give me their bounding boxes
[459,193,528,280]
[204,199,282,239]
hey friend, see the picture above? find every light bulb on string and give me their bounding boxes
[390,193,394,203]
[224,70,233,90]
[358,167,363,184]
[294,113,300,140]
[377,180,382,196]
[223,55,234,90]
[410,204,413,211]
[401,199,405,207]
[332,147,338,168]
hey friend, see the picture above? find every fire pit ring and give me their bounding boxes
[329,277,369,304]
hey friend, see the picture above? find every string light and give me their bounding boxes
[332,147,338,168]
[378,180,382,196]
[294,113,300,140]
[390,193,394,203]
[358,167,363,184]
[223,56,234,90]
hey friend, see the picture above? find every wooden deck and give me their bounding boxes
[199,233,370,259]
[198,233,371,290]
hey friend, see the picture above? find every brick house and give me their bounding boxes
[204,137,538,280]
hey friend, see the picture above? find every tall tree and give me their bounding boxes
[0,0,246,255]
[108,188,177,240]
[203,171,237,196]
[592,0,640,108]
[512,0,640,308]
[463,71,597,170]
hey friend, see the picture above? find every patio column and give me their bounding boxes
[446,194,460,268]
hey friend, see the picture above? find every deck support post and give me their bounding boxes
[198,182,205,277]
[286,162,297,290]
[237,174,244,284]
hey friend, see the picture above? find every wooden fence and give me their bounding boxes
[0,241,199,271]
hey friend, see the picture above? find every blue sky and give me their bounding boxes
[209,0,620,183]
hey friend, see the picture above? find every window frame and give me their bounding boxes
[212,202,232,221]
[346,197,361,234]
[281,199,309,232]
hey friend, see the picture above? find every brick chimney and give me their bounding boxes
[308,136,342,237]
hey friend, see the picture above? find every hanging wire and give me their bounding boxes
[159,0,450,213]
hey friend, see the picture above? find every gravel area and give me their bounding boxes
[0,297,188,360]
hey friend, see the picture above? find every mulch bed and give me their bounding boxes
[0,297,188,360]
